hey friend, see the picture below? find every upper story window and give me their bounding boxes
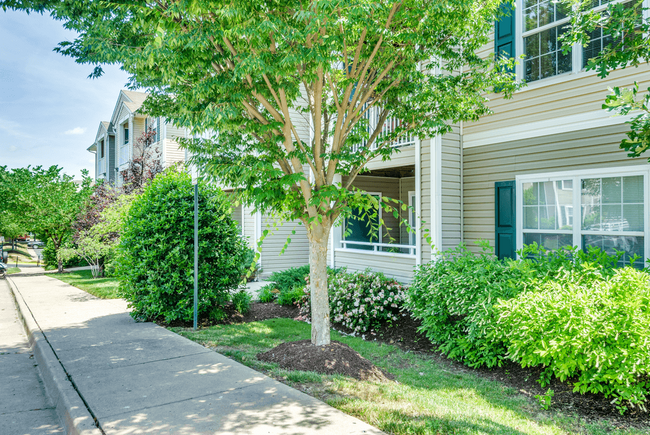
[496,0,646,84]
[123,123,129,145]
[522,0,572,82]
[100,139,105,158]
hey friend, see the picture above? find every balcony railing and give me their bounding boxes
[119,145,129,165]
[352,105,416,152]
[98,158,106,175]
[339,240,416,256]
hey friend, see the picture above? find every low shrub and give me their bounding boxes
[232,290,252,315]
[300,268,407,334]
[257,285,278,303]
[497,266,650,413]
[267,265,310,292]
[406,242,524,368]
[330,269,407,334]
[277,286,305,306]
[407,242,624,369]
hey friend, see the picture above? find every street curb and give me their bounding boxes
[7,277,103,435]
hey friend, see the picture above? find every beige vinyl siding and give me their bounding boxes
[462,123,649,252]
[165,123,185,140]
[117,106,130,125]
[367,145,416,171]
[420,139,432,263]
[342,175,401,243]
[242,205,257,250]
[261,217,309,275]
[133,117,145,141]
[334,251,415,283]
[441,126,462,251]
[164,139,185,165]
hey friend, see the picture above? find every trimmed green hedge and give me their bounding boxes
[116,171,248,323]
[407,242,650,412]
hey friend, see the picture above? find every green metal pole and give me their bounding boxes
[193,183,199,330]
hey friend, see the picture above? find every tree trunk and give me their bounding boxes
[57,258,64,273]
[308,220,332,346]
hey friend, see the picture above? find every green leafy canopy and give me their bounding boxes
[2,0,520,227]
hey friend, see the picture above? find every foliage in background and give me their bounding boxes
[561,0,649,160]
[116,170,248,323]
[0,165,92,272]
[3,0,521,346]
[61,188,138,278]
[120,126,164,194]
[497,267,650,414]
[257,286,278,303]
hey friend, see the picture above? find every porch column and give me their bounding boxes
[430,134,442,254]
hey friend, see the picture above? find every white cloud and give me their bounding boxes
[10,145,17,152]
[64,127,86,135]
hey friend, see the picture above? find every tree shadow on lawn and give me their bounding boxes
[181,318,640,435]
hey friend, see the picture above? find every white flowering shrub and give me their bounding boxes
[300,268,408,334]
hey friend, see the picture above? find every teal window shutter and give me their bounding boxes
[495,180,516,260]
[495,2,515,65]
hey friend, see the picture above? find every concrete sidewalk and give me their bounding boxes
[0,280,63,434]
[7,275,383,435]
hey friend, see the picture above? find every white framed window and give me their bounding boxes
[342,192,382,251]
[515,0,647,84]
[123,123,129,145]
[517,165,649,268]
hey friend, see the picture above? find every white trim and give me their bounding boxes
[334,248,416,259]
[430,135,443,253]
[415,136,422,265]
[463,109,635,148]
[516,165,650,267]
[255,211,262,270]
[408,190,417,249]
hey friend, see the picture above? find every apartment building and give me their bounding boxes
[326,0,650,280]
[87,90,185,186]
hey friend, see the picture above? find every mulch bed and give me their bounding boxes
[163,301,648,429]
[257,339,394,382]
[356,311,650,429]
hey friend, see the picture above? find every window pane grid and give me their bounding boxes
[524,25,572,82]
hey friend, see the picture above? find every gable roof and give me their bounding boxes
[121,90,148,113]
[109,90,149,126]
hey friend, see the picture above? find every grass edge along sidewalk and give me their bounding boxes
[172,318,644,435]
[50,270,120,299]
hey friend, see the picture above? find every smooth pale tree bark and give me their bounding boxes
[306,219,332,346]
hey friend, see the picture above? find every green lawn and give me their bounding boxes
[172,319,644,435]
[6,268,21,275]
[51,270,121,299]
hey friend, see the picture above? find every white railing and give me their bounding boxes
[352,105,416,152]
[339,240,416,256]
[119,145,129,165]
[98,158,106,175]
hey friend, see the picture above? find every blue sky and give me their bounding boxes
[0,9,131,179]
